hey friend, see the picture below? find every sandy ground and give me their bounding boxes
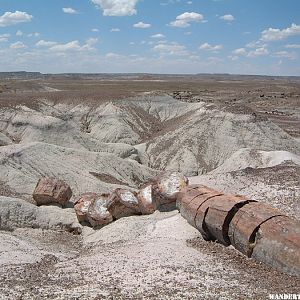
[0,211,299,300]
[0,75,299,299]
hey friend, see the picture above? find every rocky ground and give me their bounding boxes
[0,74,299,299]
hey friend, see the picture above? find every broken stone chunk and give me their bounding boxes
[87,194,113,228]
[74,192,98,222]
[137,184,156,215]
[108,188,140,219]
[153,172,189,210]
[33,177,72,206]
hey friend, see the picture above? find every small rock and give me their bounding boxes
[33,177,72,206]
[74,192,98,222]
[137,184,156,215]
[108,189,140,219]
[153,172,189,210]
[87,194,113,227]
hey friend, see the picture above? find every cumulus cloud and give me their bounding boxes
[246,40,266,48]
[220,14,235,22]
[274,51,297,60]
[16,30,23,36]
[62,7,78,14]
[92,28,100,32]
[27,32,40,37]
[48,39,98,52]
[111,28,120,32]
[232,48,247,55]
[247,47,269,57]
[133,21,151,28]
[153,42,188,56]
[261,23,300,42]
[160,0,181,6]
[199,42,223,51]
[0,11,33,27]
[151,33,165,39]
[0,33,10,42]
[86,38,98,46]
[105,52,123,59]
[169,12,204,28]
[10,41,27,49]
[36,40,58,47]
[285,44,300,49]
[91,0,139,16]
[49,41,83,52]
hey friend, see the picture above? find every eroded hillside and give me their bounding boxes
[0,75,299,299]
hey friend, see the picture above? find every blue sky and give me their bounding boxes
[0,0,300,75]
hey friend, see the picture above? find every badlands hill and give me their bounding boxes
[0,75,299,299]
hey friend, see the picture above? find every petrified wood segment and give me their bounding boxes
[33,177,72,206]
[108,188,140,219]
[137,184,156,215]
[252,216,300,278]
[177,184,300,277]
[74,192,99,222]
[152,172,189,210]
[204,195,252,246]
[228,202,284,256]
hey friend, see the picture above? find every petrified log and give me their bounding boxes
[108,189,140,219]
[177,184,300,278]
[252,216,300,278]
[33,177,72,206]
[228,202,284,256]
[74,192,99,222]
[152,171,189,211]
[203,195,252,246]
[137,184,156,215]
[87,194,113,227]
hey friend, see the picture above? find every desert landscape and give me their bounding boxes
[0,72,299,299]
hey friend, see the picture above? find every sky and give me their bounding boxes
[0,0,300,75]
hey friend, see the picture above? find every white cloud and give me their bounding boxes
[274,51,297,60]
[160,0,181,6]
[220,14,235,22]
[27,32,40,37]
[133,21,151,28]
[111,28,120,32]
[0,11,33,27]
[187,1,193,4]
[151,33,165,39]
[261,23,300,42]
[16,30,23,36]
[62,7,78,14]
[86,38,98,46]
[169,12,204,28]
[36,40,57,47]
[232,48,247,55]
[246,40,266,48]
[91,0,139,16]
[105,52,123,59]
[208,56,223,64]
[49,41,82,52]
[92,28,100,32]
[0,33,10,42]
[199,42,223,51]
[153,42,188,56]
[247,47,269,57]
[10,41,26,49]
[285,44,300,49]
[228,55,239,61]
[48,39,98,52]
